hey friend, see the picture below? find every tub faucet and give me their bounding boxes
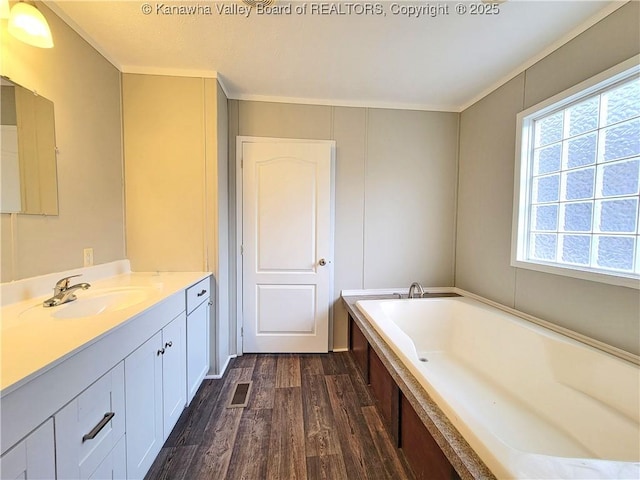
[408,282,425,299]
[43,274,91,307]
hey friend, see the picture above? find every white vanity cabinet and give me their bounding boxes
[1,271,211,480]
[55,362,126,480]
[0,419,55,480]
[124,313,186,479]
[186,278,210,403]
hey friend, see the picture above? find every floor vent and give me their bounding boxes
[228,381,252,408]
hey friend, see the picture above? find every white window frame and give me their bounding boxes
[512,55,640,290]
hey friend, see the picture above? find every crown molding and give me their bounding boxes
[230,93,459,113]
[43,1,121,70]
[120,65,219,79]
[215,74,232,99]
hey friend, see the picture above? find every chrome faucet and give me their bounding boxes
[43,274,91,307]
[408,282,425,299]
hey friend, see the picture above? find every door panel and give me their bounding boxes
[257,158,317,271]
[256,284,316,333]
[242,139,333,353]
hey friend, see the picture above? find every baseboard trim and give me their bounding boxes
[205,354,236,379]
[332,347,349,352]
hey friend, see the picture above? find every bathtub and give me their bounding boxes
[355,296,640,479]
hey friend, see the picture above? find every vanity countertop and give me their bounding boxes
[1,271,210,396]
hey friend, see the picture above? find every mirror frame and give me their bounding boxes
[1,76,59,215]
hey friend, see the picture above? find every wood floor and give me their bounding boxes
[145,352,416,480]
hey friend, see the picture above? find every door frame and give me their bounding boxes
[235,136,336,355]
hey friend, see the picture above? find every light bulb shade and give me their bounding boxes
[0,0,10,19]
[8,2,54,48]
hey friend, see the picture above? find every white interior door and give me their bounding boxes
[240,138,334,353]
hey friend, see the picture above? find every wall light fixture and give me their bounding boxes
[7,1,53,48]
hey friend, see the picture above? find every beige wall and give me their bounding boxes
[456,2,640,355]
[0,3,125,281]
[228,101,459,350]
[122,74,207,272]
[122,73,228,374]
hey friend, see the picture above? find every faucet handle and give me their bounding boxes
[55,274,82,293]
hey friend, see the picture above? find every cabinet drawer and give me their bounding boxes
[88,434,126,480]
[55,362,125,480]
[186,277,210,314]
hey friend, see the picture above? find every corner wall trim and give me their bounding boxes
[205,354,236,379]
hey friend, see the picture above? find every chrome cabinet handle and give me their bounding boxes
[82,412,115,442]
[208,300,213,306]
[157,348,165,356]
[197,289,207,297]
[165,341,173,348]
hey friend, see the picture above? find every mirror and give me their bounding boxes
[1,77,59,215]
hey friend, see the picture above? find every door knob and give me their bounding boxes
[319,258,327,266]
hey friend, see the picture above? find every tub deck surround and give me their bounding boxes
[342,293,494,480]
[344,292,640,480]
[1,262,210,396]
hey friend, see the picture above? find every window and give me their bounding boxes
[513,58,640,288]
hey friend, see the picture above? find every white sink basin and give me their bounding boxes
[20,287,158,320]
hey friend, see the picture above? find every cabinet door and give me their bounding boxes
[187,300,209,403]
[0,419,55,480]
[162,314,186,439]
[125,331,163,479]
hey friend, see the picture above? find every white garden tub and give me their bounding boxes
[356,296,640,479]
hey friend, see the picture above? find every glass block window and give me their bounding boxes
[514,60,640,287]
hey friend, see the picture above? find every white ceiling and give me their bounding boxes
[48,0,621,111]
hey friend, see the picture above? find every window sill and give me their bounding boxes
[511,259,640,290]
